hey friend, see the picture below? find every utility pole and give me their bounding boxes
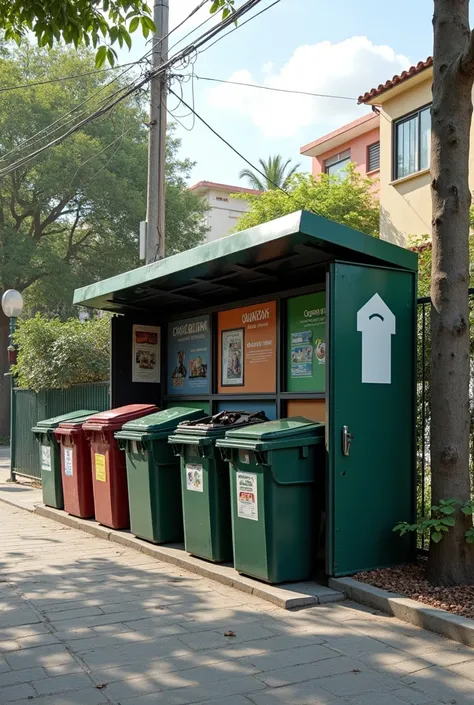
[145,0,169,263]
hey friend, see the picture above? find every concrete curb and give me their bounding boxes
[329,576,474,648]
[34,504,344,610]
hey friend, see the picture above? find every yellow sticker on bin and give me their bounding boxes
[95,454,106,482]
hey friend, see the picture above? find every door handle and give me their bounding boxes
[342,425,353,456]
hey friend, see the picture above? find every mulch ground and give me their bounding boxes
[354,562,474,620]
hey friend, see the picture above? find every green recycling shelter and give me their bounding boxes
[73,210,418,577]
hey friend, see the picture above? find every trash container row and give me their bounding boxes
[34,406,324,584]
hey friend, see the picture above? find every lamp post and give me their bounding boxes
[1,290,24,482]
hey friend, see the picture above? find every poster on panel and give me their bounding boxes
[218,301,276,394]
[167,315,211,395]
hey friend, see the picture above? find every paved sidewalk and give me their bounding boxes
[1,502,474,705]
[0,448,42,511]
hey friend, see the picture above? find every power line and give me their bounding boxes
[0,0,270,177]
[189,74,357,101]
[197,0,281,56]
[0,61,140,94]
[0,0,210,163]
[168,86,326,219]
[168,87,289,195]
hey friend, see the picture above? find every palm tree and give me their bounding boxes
[239,155,300,191]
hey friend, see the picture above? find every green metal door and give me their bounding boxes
[328,262,416,576]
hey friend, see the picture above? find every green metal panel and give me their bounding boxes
[328,262,416,576]
[73,211,417,314]
[14,384,109,480]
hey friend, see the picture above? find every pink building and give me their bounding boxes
[300,112,380,181]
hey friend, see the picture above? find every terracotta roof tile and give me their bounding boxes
[358,57,433,104]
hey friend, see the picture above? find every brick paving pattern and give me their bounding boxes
[0,501,473,705]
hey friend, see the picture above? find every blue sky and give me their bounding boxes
[120,0,434,186]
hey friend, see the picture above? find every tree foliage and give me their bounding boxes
[0,0,237,66]
[239,155,300,191]
[0,45,208,317]
[234,164,379,236]
[12,314,110,391]
[0,0,155,66]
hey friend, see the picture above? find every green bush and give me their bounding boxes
[13,314,110,392]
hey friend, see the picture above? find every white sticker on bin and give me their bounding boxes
[64,448,73,477]
[186,464,203,492]
[237,472,258,521]
[41,445,51,471]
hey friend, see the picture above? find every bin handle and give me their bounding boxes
[219,447,231,463]
[268,466,314,487]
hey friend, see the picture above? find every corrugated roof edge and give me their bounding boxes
[73,210,418,309]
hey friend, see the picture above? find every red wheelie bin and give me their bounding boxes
[83,404,157,529]
[55,416,96,518]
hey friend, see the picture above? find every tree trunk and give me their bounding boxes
[429,0,474,585]
[0,311,10,440]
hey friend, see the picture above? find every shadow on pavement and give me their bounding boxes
[0,502,473,705]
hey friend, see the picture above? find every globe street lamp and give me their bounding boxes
[1,290,24,482]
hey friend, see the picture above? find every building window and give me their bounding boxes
[367,141,380,172]
[394,105,431,180]
[325,149,351,177]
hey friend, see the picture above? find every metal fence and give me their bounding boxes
[13,383,110,480]
[417,292,474,547]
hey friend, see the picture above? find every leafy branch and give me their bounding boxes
[394,498,474,545]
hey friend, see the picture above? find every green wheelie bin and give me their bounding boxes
[32,410,98,509]
[115,407,206,544]
[168,410,268,564]
[216,417,325,584]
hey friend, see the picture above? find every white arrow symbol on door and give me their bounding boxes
[357,294,396,384]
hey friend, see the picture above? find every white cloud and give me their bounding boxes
[206,36,410,138]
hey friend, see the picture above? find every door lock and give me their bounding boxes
[342,425,353,456]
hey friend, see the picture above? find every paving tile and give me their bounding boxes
[401,666,474,704]
[0,682,36,702]
[244,644,341,671]
[246,680,340,704]
[351,692,417,705]
[0,633,60,652]
[390,688,437,705]
[119,675,267,705]
[33,672,94,695]
[0,667,46,688]
[5,644,75,670]
[317,670,403,697]
[256,656,362,687]
[81,636,187,669]
[11,687,109,705]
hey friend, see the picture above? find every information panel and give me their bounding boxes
[218,301,276,394]
[167,315,211,395]
[287,292,326,393]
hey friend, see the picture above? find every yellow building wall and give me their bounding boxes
[379,78,433,246]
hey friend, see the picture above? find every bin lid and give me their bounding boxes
[82,404,158,430]
[174,410,269,438]
[224,416,324,441]
[118,407,206,435]
[33,409,98,431]
[57,413,100,430]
